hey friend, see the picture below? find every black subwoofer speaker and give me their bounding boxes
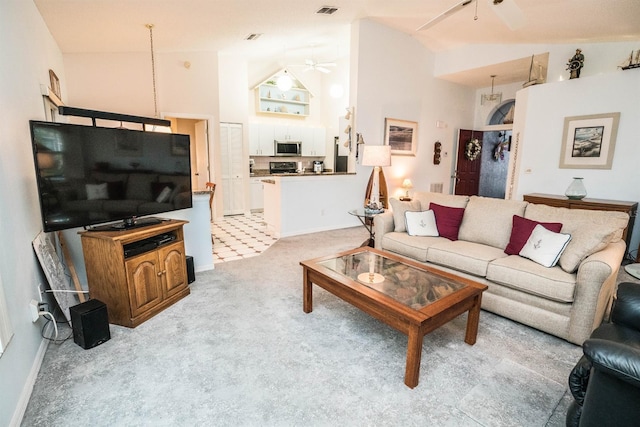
[186,255,195,284]
[70,299,110,350]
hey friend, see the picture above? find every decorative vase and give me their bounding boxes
[565,177,587,200]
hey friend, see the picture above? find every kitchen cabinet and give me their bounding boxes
[80,220,189,328]
[250,177,264,211]
[274,124,303,141]
[249,123,275,156]
[301,127,326,156]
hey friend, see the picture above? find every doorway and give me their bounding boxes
[454,100,514,198]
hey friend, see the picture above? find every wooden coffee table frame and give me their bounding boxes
[300,247,487,388]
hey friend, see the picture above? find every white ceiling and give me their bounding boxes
[34,0,640,88]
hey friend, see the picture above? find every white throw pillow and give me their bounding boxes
[85,183,108,200]
[405,210,439,237]
[519,224,572,268]
[155,186,172,203]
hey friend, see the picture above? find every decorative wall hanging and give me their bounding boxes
[384,118,417,156]
[433,141,442,164]
[465,138,482,161]
[559,112,620,169]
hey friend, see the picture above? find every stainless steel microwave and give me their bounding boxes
[274,141,301,156]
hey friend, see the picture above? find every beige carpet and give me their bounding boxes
[23,227,635,426]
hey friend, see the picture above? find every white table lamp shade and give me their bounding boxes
[362,145,391,167]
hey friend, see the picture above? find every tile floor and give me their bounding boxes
[211,212,278,264]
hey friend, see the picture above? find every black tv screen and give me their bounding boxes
[30,120,193,232]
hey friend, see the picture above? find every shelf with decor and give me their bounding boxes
[253,69,312,117]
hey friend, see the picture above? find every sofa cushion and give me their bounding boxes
[519,224,572,268]
[524,204,629,273]
[487,256,577,303]
[381,232,446,262]
[389,198,421,232]
[458,196,528,249]
[505,215,563,255]
[426,240,508,277]
[405,210,438,237]
[430,203,465,240]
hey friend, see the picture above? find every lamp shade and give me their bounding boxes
[402,178,413,189]
[361,145,391,167]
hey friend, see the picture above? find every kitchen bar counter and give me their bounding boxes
[251,171,355,177]
[262,174,362,238]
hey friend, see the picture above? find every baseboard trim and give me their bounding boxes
[9,324,51,427]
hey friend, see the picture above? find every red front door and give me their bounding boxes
[454,129,483,196]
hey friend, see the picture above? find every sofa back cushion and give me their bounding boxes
[458,196,528,249]
[524,203,630,273]
[389,198,421,232]
[413,192,469,210]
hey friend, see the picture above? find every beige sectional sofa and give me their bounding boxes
[374,192,630,345]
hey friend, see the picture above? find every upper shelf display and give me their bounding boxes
[254,68,312,117]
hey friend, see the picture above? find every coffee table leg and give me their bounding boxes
[464,294,482,345]
[405,325,423,388]
[303,267,313,313]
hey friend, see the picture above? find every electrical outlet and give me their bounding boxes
[29,300,40,322]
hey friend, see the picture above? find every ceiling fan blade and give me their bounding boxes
[491,0,525,30]
[316,66,332,74]
[316,62,336,67]
[416,0,473,32]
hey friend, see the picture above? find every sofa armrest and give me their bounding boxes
[568,240,626,344]
[373,211,394,250]
[568,355,592,404]
[611,282,640,331]
[584,338,640,388]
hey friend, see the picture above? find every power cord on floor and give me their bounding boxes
[39,304,73,345]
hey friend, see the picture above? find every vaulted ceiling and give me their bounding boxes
[34,0,640,88]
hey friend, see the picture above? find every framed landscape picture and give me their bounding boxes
[559,112,620,169]
[384,118,417,156]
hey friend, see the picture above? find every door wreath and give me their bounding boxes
[465,138,481,161]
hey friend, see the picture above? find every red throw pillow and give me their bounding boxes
[504,215,563,255]
[429,203,465,241]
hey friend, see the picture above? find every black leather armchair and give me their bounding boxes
[566,282,640,427]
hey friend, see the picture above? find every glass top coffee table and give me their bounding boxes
[300,247,488,388]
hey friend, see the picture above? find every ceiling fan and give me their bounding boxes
[288,58,337,74]
[416,0,524,32]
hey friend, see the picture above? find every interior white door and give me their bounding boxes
[220,123,244,215]
[194,120,209,190]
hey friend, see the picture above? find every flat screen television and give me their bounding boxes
[30,120,193,232]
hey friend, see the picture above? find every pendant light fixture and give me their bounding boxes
[481,75,502,105]
[146,24,159,118]
[276,70,293,91]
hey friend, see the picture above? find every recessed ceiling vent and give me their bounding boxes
[245,33,262,41]
[316,6,338,15]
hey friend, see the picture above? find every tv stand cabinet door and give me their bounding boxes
[125,251,163,318]
[158,242,188,299]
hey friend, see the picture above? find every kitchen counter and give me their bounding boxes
[262,174,362,238]
[252,171,354,177]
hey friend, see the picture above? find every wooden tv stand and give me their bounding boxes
[80,219,190,327]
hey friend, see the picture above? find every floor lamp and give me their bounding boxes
[362,145,391,212]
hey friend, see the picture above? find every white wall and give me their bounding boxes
[354,20,475,198]
[513,71,640,255]
[0,1,67,425]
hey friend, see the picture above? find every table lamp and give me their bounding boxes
[400,178,413,201]
[362,145,391,212]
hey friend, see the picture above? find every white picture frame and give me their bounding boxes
[559,112,620,169]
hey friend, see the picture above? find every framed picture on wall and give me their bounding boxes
[384,118,417,156]
[559,112,620,169]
